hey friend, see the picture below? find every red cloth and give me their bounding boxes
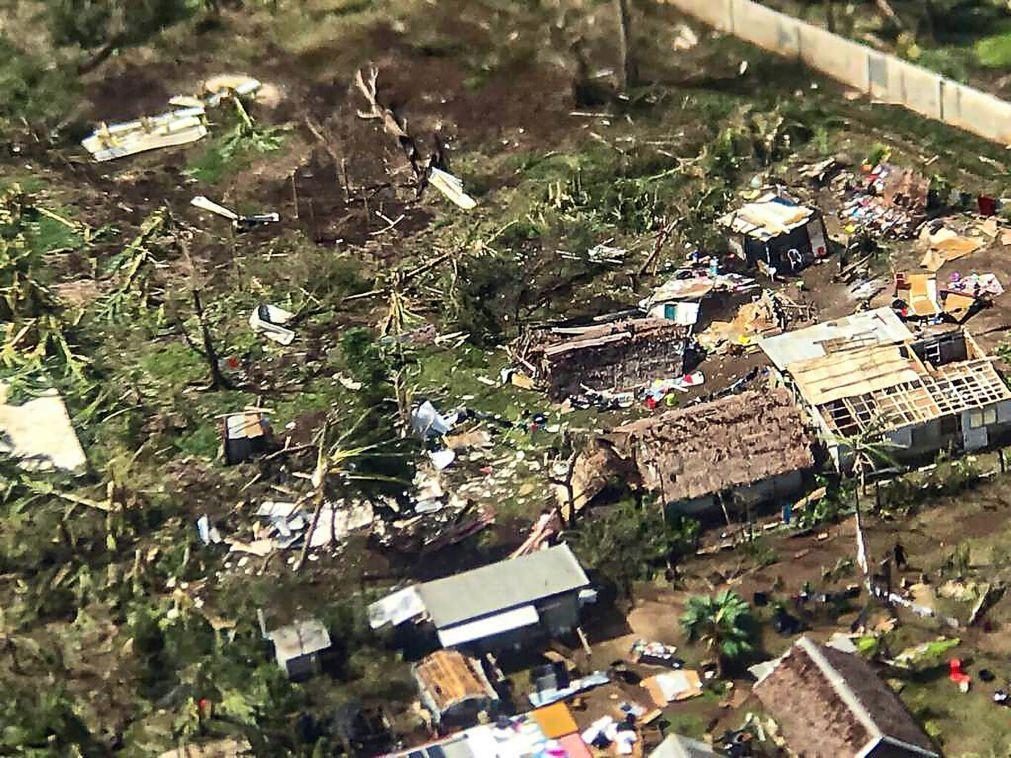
[949,658,970,685]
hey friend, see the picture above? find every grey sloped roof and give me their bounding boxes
[417,544,589,628]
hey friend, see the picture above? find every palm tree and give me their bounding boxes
[680,591,755,677]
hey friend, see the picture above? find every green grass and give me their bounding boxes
[976,31,1011,68]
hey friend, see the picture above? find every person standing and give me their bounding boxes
[893,540,908,571]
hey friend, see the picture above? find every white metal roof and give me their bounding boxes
[268,619,331,665]
[758,307,914,371]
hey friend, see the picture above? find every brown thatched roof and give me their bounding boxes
[604,387,814,502]
[753,637,938,757]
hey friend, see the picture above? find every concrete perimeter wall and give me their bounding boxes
[661,0,1011,145]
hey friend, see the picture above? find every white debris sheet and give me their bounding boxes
[82,107,209,162]
[428,167,477,210]
[410,400,457,438]
[249,303,296,345]
[0,386,87,472]
[82,74,262,161]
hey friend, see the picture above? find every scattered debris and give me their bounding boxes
[839,163,928,239]
[191,196,280,232]
[249,303,295,345]
[196,515,223,545]
[641,669,703,706]
[530,670,610,708]
[82,106,208,162]
[410,400,458,438]
[629,639,681,669]
[894,271,941,318]
[672,23,699,51]
[83,75,262,161]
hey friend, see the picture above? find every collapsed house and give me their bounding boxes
[412,650,500,728]
[368,544,592,651]
[753,637,939,758]
[640,265,759,328]
[718,192,828,276]
[521,318,694,400]
[570,388,816,515]
[761,308,1011,468]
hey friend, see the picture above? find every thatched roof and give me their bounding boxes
[604,387,814,502]
[753,637,938,757]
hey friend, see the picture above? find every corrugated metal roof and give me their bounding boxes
[417,544,589,628]
[759,307,913,371]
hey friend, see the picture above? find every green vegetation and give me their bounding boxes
[0,38,78,125]
[569,501,700,595]
[680,591,756,676]
[975,31,1011,68]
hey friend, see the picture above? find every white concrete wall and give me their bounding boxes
[661,0,733,32]
[798,23,869,92]
[662,0,1011,145]
[730,0,800,56]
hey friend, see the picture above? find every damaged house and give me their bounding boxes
[718,192,828,276]
[753,636,939,757]
[521,318,695,400]
[368,544,592,652]
[570,388,816,515]
[412,650,500,728]
[761,308,1011,469]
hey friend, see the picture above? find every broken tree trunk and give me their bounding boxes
[296,426,329,572]
[192,289,234,391]
[615,0,638,91]
[874,0,903,29]
[355,65,427,194]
